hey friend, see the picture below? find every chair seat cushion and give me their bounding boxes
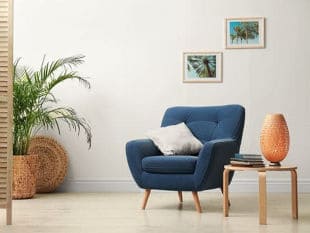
[142,155,198,174]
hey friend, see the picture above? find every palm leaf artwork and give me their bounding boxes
[230,21,259,44]
[13,55,92,155]
[187,55,216,78]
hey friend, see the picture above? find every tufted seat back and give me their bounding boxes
[161,105,245,147]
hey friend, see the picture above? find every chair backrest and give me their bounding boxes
[161,105,245,147]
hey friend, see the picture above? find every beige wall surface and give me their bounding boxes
[14,0,310,192]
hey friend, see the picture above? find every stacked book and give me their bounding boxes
[230,153,265,167]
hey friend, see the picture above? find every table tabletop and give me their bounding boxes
[224,164,297,172]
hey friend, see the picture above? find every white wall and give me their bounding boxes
[14,0,310,192]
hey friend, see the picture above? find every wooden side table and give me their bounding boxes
[223,165,298,225]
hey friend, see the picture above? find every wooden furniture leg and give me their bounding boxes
[223,169,230,216]
[6,185,12,225]
[6,202,12,225]
[291,169,298,219]
[258,171,267,225]
[192,191,202,213]
[142,189,151,210]
[178,191,183,203]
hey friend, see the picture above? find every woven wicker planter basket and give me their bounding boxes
[28,136,68,193]
[13,154,38,199]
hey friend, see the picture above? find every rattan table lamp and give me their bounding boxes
[260,114,290,166]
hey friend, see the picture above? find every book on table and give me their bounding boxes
[230,160,264,166]
[230,162,265,167]
[230,153,265,167]
[234,153,262,159]
[230,158,263,162]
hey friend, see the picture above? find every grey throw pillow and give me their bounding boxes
[146,122,203,155]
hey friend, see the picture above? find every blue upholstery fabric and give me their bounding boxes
[126,105,245,192]
[161,105,245,145]
[142,155,198,174]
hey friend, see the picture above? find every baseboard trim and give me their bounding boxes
[230,178,310,192]
[57,178,310,193]
[58,179,139,192]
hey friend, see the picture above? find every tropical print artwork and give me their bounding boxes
[225,17,264,49]
[186,55,216,78]
[183,52,222,83]
[229,21,259,45]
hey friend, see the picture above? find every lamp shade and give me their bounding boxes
[260,114,289,166]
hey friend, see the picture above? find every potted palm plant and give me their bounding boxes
[13,55,92,199]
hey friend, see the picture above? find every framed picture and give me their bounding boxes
[225,17,265,49]
[183,52,222,83]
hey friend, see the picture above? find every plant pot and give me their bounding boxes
[13,154,38,199]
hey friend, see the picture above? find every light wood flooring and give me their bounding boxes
[0,192,309,233]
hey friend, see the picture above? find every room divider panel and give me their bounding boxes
[0,0,13,225]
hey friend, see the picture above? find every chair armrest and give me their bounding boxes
[126,139,161,187]
[194,139,239,189]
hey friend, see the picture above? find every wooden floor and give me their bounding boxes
[0,192,309,233]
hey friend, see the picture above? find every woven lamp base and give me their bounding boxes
[28,136,68,193]
[260,114,289,165]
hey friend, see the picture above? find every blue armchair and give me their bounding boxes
[126,105,245,212]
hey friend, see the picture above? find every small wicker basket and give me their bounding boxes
[28,136,68,193]
[13,154,38,199]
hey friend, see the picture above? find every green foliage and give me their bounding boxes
[230,21,259,44]
[13,55,92,155]
[187,56,216,78]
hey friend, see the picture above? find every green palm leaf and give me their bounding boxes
[13,55,92,155]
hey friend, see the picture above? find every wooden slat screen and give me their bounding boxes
[0,0,12,225]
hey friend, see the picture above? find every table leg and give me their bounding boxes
[258,171,267,225]
[223,169,230,217]
[291,169,298,219]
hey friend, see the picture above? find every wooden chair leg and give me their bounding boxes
[178,191,183,203]
[142,189,151,210]
[192,191,202,213]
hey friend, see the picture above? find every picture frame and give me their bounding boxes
[183,52,222,83]
[225,17,265,49]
